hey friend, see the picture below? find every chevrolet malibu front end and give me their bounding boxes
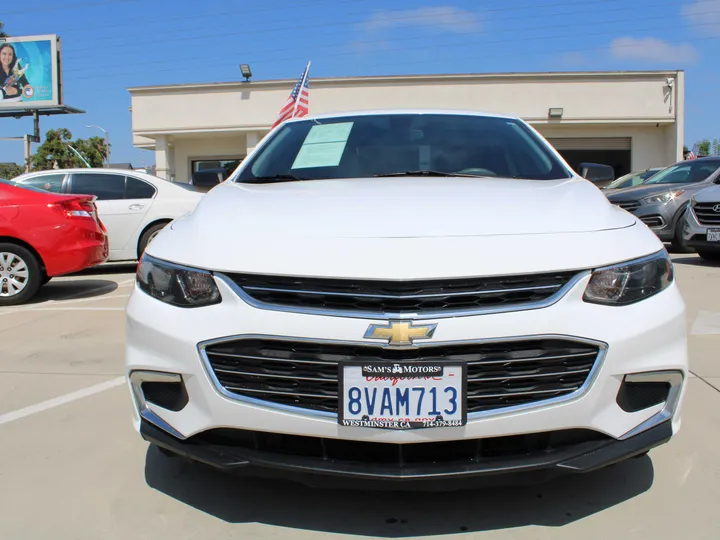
[125,110,688,489]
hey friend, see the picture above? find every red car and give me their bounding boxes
[0,179,109,306]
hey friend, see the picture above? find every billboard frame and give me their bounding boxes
[0,33,62,110]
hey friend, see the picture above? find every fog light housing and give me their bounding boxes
[618,370,684,440]
[129,371,188,440]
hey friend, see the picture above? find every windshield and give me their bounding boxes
[234,113,572,182]
[645,161,720,185]
[605,169,659,189]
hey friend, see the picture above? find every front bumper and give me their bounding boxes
[126,263,688,483]
[611,201,682,241]
[140,417,672,489]
[682,206,720,252]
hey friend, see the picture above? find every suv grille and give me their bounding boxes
[693,202,720,226]
[614,201,641,212]
[203,338,601,415]
[223,271,580,317]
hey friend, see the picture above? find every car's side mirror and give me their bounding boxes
[578,162,615,187]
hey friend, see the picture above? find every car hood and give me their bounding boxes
[177,177,632,238]
[144,177,664,279]
[606,183,699,201]
[692,184,720,203]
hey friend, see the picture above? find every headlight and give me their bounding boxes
[642,191,684,204]
[136,255,221,307]
[583,250,673,306]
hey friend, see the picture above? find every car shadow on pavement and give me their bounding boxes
[27,279,119,304]
[144,447,655,536]
[70,263,137,276]
[671,256,719,268]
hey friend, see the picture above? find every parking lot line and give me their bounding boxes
[0,377,125,427]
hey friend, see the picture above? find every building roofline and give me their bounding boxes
[127,69,683,94]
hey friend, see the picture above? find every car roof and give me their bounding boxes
[284,108,519,123]
[14,168,168,184]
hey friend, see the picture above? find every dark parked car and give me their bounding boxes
[606,157,720,248]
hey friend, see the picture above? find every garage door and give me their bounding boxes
[546,137,632,151]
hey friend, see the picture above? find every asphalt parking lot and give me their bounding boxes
[1,254,719,540]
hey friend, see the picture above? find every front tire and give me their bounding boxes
[137,222,168,258]
[0,243,42,306]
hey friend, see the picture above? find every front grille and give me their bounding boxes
[693,203,720,226]
[223,271,580,317]
[192,427,611,466]
[614,201,641,212]
[203,338,601,415]
[640,215,665,228]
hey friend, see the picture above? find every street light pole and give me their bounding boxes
[86,125,110,166]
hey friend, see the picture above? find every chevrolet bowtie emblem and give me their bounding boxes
[364,321,437,346]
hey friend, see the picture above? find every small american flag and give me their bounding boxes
[271,61,310,129]
[687,150,697,160]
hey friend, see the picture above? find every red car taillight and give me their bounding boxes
[49,198,95,219]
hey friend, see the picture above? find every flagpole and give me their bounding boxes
[291,61,311,118]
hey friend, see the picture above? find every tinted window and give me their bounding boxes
[126,177,156,199]
[71,173,126,200]
[235,113,572,182]
[646,161,720,185]
[18,173,65,193]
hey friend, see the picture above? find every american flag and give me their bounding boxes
[271,61,310,129]
[687,150,697,160]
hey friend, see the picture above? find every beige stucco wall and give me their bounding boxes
[170,134,247,182]
[537,125,675,170]
[128,70,684,179]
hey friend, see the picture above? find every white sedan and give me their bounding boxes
[11,168,204,262]
[125,109,688,489]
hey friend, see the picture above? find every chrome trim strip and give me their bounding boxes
[197,333,608,422]
[468,387,580,399]
[208,351,336,365]
[128,370,187,440]
[242,282,563,300]
[468,368,590,382]
[618,370,684,440]
[466,350,596,365]
[213,270,592,320]
[213,368,335,383]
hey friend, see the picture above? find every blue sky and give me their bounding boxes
[1,0,718,167]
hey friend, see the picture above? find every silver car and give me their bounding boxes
[606,157,720,248]
[682,183,720,261]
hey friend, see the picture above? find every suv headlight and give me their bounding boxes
[583,250,673,306]
[136,255,221,307]
[642,191,684,204]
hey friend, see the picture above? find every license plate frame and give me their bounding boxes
[707,229,720,242]
[338,361,467,430]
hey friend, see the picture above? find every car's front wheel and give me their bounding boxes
[137,222,169,259]
[0,243,43,306]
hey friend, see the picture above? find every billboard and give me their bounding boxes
[0,34,61,109]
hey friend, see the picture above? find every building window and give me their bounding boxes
[191,158,243,180]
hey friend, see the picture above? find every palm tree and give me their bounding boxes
[0,22,8,38]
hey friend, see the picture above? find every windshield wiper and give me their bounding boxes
[373,170,488,178]
[247,174,307,183]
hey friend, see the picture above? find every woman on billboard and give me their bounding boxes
[0,43,32,102]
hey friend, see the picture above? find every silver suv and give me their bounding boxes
[606,158,720,248]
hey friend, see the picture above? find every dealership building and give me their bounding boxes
[128,70,685,183]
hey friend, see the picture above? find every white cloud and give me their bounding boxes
[362,6,482,34]
[682,0,720,35]
[609,37,698,63]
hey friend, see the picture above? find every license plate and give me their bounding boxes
[708,229,720,242]
[338,361,466,429]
